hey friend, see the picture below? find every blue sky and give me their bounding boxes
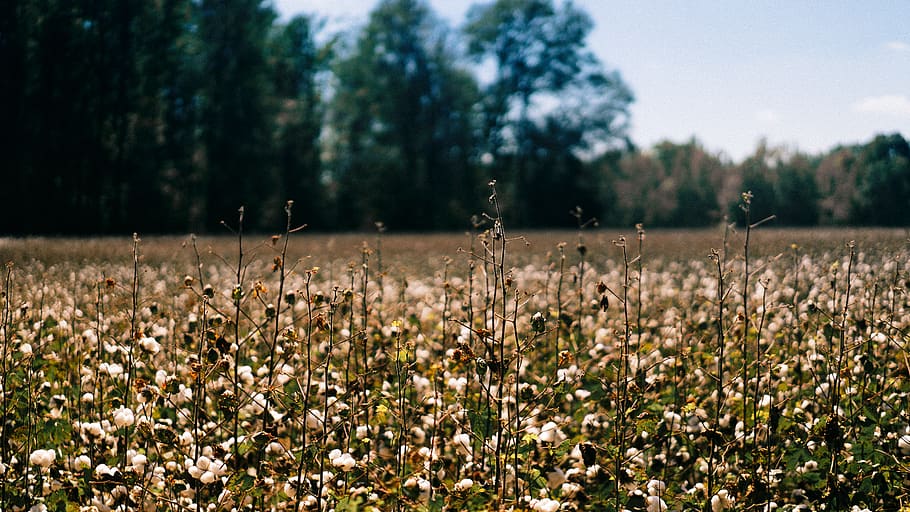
[274,0,910,161]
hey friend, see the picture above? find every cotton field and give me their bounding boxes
[0,225,908,511]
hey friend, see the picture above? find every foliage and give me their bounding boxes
[0,0,909,233]
[464,0,633,226]
[852,133,910,226]
[329,0,481,230]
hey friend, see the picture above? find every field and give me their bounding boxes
[0,223,909,511]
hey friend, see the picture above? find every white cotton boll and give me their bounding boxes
[20,343,33,355]
[283,478,299,497]
[209,459,228,476]
[83,422,103,438]
[647,479,666,496]
[898,434,910,455]
[196,456,211,471]
[305,410,323,429]
[29,449,56,468]
[95,464,116,477]
[131,454,147,468]
[448,377,467,394]
[531,497,561,512]
[404,476,431,499]
[711,489,735,512]
[777,363,789,378]
[538,421,564,444]
[113,407,135,428]
[267,442,284,455]
[188,465,203,479]
[200,471,216,484]
[106,363,124,378]
[29,504,47,512]
[74,455,91,471]
[646,495,668,512]
[140,336,160,354]
[332,452,357,472]
[560,482,582,498]
[453,433,472,456]
[454,478,474,492]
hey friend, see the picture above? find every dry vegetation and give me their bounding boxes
[1,206,909,511]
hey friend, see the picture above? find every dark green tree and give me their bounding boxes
[136,0,203,232]
[197,0,278,230]
[0,0,30,233]
[269,14,332,228]
[774,152,819,225]
[853,133,910,225]
[464,0,632,225]
[0,0,201,233]
[329,0,480,229]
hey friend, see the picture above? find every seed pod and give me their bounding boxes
[579,442,596,467]
[475,357,488,375]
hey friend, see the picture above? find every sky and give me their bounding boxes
[273,0,910,161]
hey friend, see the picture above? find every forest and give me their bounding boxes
[1,0,909,234]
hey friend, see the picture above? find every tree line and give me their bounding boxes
[1,0,908,234]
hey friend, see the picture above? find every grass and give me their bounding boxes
[0,220,909,511]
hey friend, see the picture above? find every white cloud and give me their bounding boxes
[852,95,910,117]
[754,109,780,123]
[884,40,910,52]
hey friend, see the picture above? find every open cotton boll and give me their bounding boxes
[538,421,565,444]
[29,449,55,468]
[73,455,91,471]
[898,434,910,456]
[530,497,561,512]
[331,452,357,472]
[454,478,474,492]
[711,489,735,512]
[646,495,668,512]
[139,336,160,353]
[113,407,135,428]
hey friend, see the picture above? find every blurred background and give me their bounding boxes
[1,0,908,234]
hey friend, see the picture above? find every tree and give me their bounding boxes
[853,133,910,225]
[729,142,778,225]
[609,140,725,227]
[197,0,278,230]
[659,141,724,226]
[815,146,859,225]
[269,14,332,228]
[464,0,632,225]
[774,152,819,226]
[329,0,480,229]
[0,0,29,233]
